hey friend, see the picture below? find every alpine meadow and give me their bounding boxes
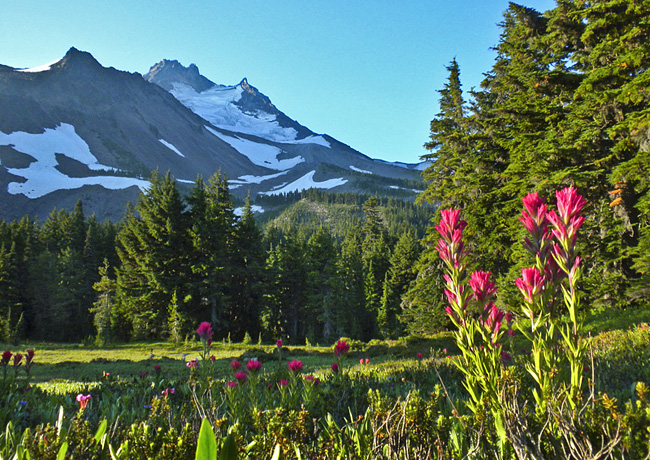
[0,1,649,459]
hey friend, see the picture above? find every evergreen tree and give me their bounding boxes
[378,231,420,338]
[337,227,365,339]
[91,259,116,345]
[186,172,237,336]
[115,171,190,339]
[230,195,266,340]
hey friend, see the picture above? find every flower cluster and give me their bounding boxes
[1,349,35,378]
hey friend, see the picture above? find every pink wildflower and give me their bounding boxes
[278,379,288,387]
[276,339,283,348]
[234,371,247,382]
[186,359,200,369]
[247,359,262,373]
[469,271,497,304]
[288,360,303,373]
[1,351,11,365]
[331,362,339,373]
[334,340,350,357]
[76,394,91,410]
[231,360,241,370]
[227,381,238,388]
[515,267,546,304]
[416,352,423,359]
[195,322,213,340]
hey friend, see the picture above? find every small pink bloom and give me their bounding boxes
[227,381,238,388]
[234,371,247,382]
[360,358,364,364]
[25,350,35,364]
[555,186,586,224]
[288,360,303,373]
[500,351,512,363]
[1,351,11,365]
[515,267,546,303]
[365,358,370,364]
[278,379,288,387]
[247,359,262,372]
[331,362,339,373]
[210,355,216,361]
[153,365,161,372]
[276,339,283,348]
[196,322,213,340]
[186,359,200,369]
[334,340,350,357]
[469,271,497,303]
[231,360,241,370]
[12,353,22,367]
[76,394,91,410]
[416,353,423,359]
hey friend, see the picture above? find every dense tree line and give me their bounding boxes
[0,172,422,344]
[404,0,650,333]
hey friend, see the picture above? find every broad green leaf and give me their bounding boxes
[195,418,217,460]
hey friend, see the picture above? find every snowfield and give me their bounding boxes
[171,82,329,147]
[0,124,149,198]
[260,171,347,196]
[206,126,304,171]
[17,58,62,73]
[230,170,290,185]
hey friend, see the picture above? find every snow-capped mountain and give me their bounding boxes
[0,48,424,221]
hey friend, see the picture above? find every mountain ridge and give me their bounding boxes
[0,47,425,222]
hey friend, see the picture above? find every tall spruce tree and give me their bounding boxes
[115,171,190,339]
[186,172,237,336]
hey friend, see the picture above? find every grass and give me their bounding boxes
[2,305,647,394]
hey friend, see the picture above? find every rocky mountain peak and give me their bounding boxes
[144,59,214,93]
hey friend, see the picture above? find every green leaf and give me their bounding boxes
[195,418,217,460]
[94,420,107,446]
[218,432,238,460]
[56,442,68,460]
[271,443,282,460]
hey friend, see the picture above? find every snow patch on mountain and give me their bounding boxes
[206,126,304,171]
[17,58,62,73]
[350,165,372,174]
[0,123,149,198]
[170,82,329,146]
[260,170,347,196]
[230,170,289,185]
[158,139,185,157]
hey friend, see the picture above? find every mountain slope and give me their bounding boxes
[0,48,425,221]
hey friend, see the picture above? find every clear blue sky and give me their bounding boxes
[1,0,556,164]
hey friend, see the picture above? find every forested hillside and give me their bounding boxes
[0,171,425,344]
